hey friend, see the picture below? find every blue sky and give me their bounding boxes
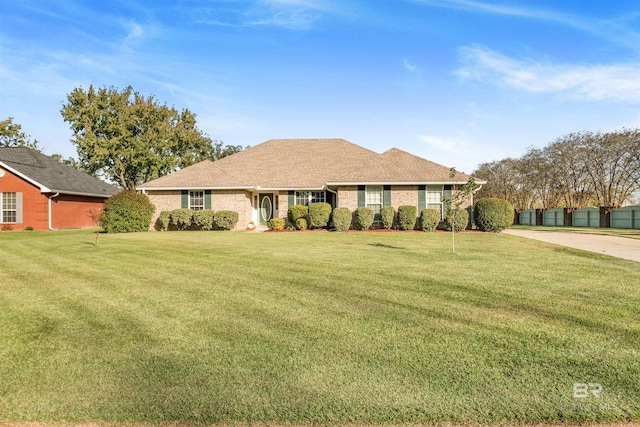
[1,0,640,174]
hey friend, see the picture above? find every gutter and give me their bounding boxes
[48,193,59,230]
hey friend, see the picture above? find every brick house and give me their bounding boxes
[0,147,118,230]
[137,139,485,229]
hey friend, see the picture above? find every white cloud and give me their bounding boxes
[403,59,417,73]
[456,45,640,103]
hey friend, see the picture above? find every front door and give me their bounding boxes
[259,193,273,226]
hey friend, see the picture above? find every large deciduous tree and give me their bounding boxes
[60,85,242,190]
[0,117,41,150]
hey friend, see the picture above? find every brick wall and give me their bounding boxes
[211,190,252,229]
[337,186,358,211]
[146,190,182,228]
[391,185,418,208]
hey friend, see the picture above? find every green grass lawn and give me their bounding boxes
[512,225,640,240]
[0,230,638,425]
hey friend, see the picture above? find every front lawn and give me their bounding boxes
[0,230,638,425]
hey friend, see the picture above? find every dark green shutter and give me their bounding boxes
[357,185,366,208]
[288,190,295,207]
[443,185,452,202]
[383,185,391,207]
[181,190,188,208]
[204,190,211,210]
[418,185,426,212]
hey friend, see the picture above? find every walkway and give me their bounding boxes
[503,229,640,263]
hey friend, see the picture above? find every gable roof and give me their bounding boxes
[138,139,483,190]
[0,147,118,197]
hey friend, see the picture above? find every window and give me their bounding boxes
[1,192,17,223]
[189,191,204,211]
[426,185,443,219]
[365,186,383,217]
[295,191,325,206]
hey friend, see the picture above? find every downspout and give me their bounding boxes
[48,192,60,230]
[470,185,483,226]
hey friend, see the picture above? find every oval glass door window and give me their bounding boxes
[261,196,272,221]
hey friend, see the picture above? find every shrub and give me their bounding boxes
[353,207,374,230]
[100,190,155,233]
[420,208,440,232]
[214,210,239,230]
[288,205,309,229]
[444,208,469,233]
[308,202,332,229]
[397,205,417,230]
[295,217,308,230]
[474,198,514,232]
[332,207,352,232]
[24,226,34,231]
[380,206,395,230]
[267,218,285,230]
[192,209,216,231]
[170,208,193,231]
[155,210,171,231]
[1,225,13,231]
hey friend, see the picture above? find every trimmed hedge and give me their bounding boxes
[380,206,395,230]
[474,198,514,232]
[444,208,469,233]
[332,207,352,232]
[309,202,332,229]
[353,207,374,230]
[420,208,440,232]
[295,218,308,231]
[267,218,285,230]
[288,205,309,230]
[155,210,171,231]
[100,191,155,233]
[171,208,193,231]
[192,209,216,231]
[397,205,417,230]
[214,210,239,230]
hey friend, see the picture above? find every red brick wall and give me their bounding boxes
[0,168,48,230]
[0,167,107,230]
[51,194,104,229]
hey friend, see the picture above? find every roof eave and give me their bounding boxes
[326,180,486,186]
[0,161,50,192]
[47,189,116,198]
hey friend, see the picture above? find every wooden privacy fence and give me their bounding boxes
[514,205,639,229]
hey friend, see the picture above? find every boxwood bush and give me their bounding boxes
[155,210,171,231]
[295,217,308,231]
[100,190,155,233]
[474,198,514,232]
[192,209,216,231]
[420,208,440,232]
[214,210,239,230]
[267,218,285,230]
[332,207,352,232]
[397,205,417,230]
[353,207,374,230]
[380,206,395,230]
[444,208,469,233]
[309,202,332,229]
[170,208,193,231]
[288,205,309,230]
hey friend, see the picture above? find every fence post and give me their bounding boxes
[599,206,612,228]
[535,209,544,226]
[563,208,573,226]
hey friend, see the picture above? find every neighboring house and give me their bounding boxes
[138,139,486,229]
[0,147,118,230]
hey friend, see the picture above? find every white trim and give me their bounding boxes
[326,180,486,186]
[48,193,59,230]
[47,189,113,198]
[0,161,51,192]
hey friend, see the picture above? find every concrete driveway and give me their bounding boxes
[504,229,640,263]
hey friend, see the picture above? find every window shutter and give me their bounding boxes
[16,192,23,224]
[418,185,426,212]
[443,185,452,202]
[357,185,365,208]
[383,185,391,207]
[288,190,294,207]
[181,190,188,209]
[204,190,211,210]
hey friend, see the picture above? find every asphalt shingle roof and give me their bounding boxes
[0,147,118,197]
[138,139,478,189]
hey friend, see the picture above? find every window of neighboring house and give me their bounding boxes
[295,191,325,206]
[189,191,204,211]
[426,185,443,219]
[365,186,383,217]
[1,192,17,223]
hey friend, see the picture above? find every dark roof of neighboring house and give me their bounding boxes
[0,147,118,197]
[138,138,483,190]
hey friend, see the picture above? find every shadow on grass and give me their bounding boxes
[368,242,405,250]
